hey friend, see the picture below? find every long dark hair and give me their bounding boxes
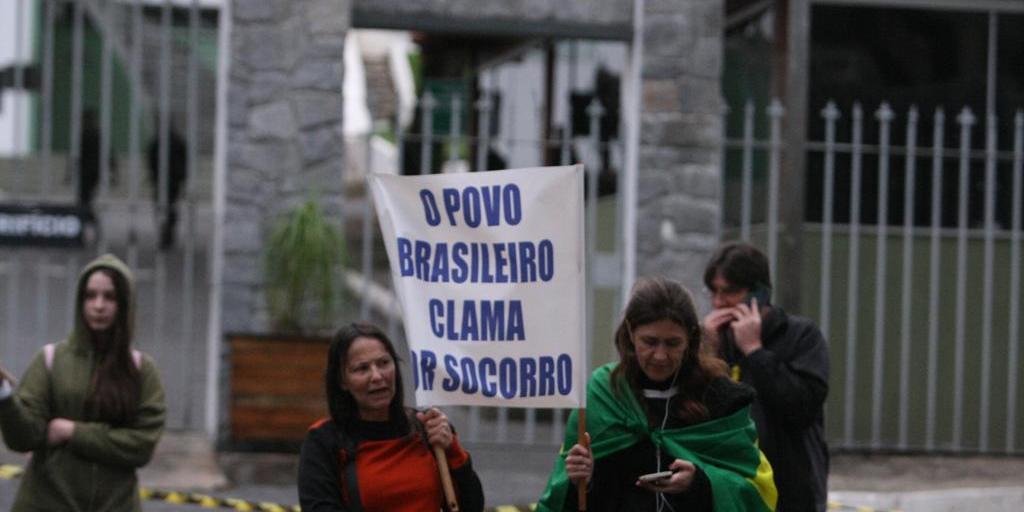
[79,267,140,425]
[611,276,727,426]
[325,322,406,430]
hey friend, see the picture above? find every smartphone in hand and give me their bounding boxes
[637,470,673,483]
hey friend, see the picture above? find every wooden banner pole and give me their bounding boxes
[577,408,588,511]
[434,445,460,512]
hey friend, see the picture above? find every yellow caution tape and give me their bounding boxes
[141,489,297,511]
[0,463,902,512]
[166,491,187,504]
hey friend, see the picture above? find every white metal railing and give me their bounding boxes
[725,98,1024,454]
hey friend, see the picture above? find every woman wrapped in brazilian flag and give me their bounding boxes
[537,276,776,511]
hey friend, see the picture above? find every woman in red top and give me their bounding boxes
[298,322,484,511]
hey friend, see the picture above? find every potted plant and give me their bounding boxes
[227,197,346,449]
[264,198,346,333]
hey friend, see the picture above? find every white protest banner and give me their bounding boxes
[369,165,586,408]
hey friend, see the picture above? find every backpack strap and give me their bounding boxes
[43,344,142,371]
[43,343,55,371]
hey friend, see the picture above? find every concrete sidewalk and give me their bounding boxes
[826,453,1024,512]
[138,431,229,491]
[5,431,1024,511]
[140,432,1024,512]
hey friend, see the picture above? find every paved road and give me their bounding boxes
[7,448,1024,511]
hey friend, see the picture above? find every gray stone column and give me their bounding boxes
[636,0,723,296]
[223,0,350,333]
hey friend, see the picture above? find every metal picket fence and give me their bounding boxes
[724,97,1024,454]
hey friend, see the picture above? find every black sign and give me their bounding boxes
[0,203,86,247]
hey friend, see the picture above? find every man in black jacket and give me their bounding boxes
[701,241,830,512]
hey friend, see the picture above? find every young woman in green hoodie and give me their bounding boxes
[0,253,166,512]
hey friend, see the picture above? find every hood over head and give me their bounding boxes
[71,253,136,352]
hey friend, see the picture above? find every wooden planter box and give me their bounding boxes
[227,334,331,449]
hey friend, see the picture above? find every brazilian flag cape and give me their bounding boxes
[537,363,777,511]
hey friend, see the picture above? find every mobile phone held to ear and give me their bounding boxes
[637,470,674,483]
[744,284,771,307]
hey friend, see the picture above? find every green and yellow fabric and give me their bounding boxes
[537,362,777,512]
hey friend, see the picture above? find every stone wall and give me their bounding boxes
[636,0,723,296]
[223,0,350,334]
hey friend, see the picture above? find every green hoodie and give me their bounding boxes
[0,254,166,512]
